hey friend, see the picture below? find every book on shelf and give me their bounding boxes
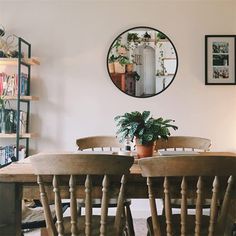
[0,72,28,97]
[0,145,26,165]
[19,110,27,133]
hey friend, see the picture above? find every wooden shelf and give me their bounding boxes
[3,96,39,101]
[0,57,40,66]
[0,133,37,138]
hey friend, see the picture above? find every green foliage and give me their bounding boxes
[157,32,167,40]
[114,111,178,145]
[108,54,116,63]
[127,33,140,42]
[116,55,129,66]
[0,96,8,110]
[133,72,140,81]
[112,37,129,52]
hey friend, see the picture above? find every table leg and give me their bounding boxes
[0,183,22,236]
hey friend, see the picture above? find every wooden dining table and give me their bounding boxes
[0,151,236,236]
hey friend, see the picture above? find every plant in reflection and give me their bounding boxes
[108,54,116,63]
[156,42,167,76]
[156,32,167,41]
[112,36,129,55]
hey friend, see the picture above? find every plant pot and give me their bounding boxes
[0,109,16,133]
[108,63,115,73]
[114,61,125,74]
[126,63,134,73]
[136,141,155,158]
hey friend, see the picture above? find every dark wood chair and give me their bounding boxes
[139,155,236,235]
[76,136,135,236]
[30,153,134,236]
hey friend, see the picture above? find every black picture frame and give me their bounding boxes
[205,35,236,85]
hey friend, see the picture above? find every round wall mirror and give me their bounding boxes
[107,26,178,98]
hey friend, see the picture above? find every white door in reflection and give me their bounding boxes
[142,46,155,95]
[134,45,156,97]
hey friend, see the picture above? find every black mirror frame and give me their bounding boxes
[106,26,179,98]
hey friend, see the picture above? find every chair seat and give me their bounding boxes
[147,214,209,236]
[61,215,126,236]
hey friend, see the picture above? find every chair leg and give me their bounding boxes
[125,204,135,236]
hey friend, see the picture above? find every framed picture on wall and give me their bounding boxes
[205,35,236,85]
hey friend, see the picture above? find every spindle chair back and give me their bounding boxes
[139,155,236,236]
[155,136,211,152]
[30,153,133,236]
[76,136,123,151]
[76,136,135,236]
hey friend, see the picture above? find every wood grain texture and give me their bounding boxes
[69,175,79,235]
[180,177,187,236]
[195,176,203,236]
[53,175,64,235]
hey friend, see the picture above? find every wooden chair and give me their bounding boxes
[76,136,135,236]
[139,155,236,236]
[76,135,123,151]
[155,136,211,152]
[30,153,134,236]
[155,136,212,210]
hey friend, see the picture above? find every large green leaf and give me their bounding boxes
[141,111,150,121]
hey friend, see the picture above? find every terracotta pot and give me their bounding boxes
[114,61,125,73]
[136,141,155,158]
[108,63,115,73]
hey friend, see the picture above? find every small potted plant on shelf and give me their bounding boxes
[0,96,14,134]
[114,111,178,158]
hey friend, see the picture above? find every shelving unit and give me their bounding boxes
[0,37,39,163]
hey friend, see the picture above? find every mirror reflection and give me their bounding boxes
[107,27,178,98]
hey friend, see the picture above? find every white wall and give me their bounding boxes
[1,0,236,152]
[1,0,236,217]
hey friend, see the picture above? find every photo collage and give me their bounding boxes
[212,42,229,79]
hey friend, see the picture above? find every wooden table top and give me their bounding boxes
[0,152,235,183]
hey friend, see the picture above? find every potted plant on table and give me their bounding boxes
[114,111,178,158]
